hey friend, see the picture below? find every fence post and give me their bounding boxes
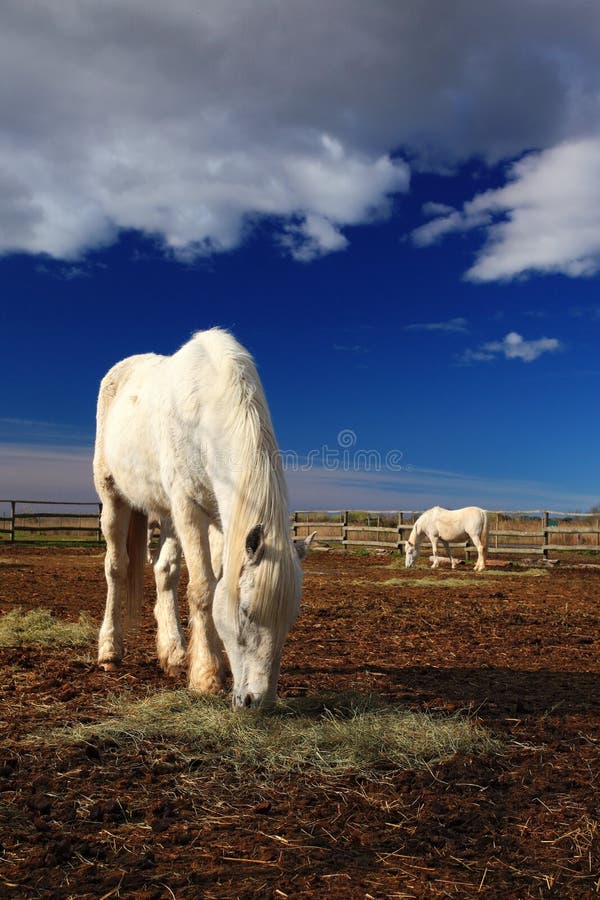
[10,501,15,543]
[397,511,404,552]
[542,511,549,560]
[342,510,348,550]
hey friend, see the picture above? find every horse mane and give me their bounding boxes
[408,510,427,545]
[188,329,299,628]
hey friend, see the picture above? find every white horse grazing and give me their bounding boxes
[405,506,488,572]
[93,328,315,709]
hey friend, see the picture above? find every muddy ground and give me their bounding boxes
[2,545,600,898]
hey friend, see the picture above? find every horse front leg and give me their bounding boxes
[153,517,186,676]
[430,536,440,568]
[97,496,131,670]
[172,499,227,694]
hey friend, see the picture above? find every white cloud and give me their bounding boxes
[286,465,595,512]
[0,444,96,502]
[411,207,492,248]
[0,443,592,513]
[413,138,600,281]
[2,1,600,261]
[421,202,455,218]
[460,331,562,364]
[405,317,469,334]
[0,418,93,444]
[569,304,600,320]
[280,213,349,263]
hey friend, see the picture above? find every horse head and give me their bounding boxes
[213,525,316,709]
[405,540,418,568]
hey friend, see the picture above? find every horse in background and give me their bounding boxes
[405,506,488,572]
[146,514,161,564]
[93,327,314,709]
[146,514,227,579]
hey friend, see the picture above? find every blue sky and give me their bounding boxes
[1,1,600,513]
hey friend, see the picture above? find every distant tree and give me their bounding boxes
[590,503,600,514]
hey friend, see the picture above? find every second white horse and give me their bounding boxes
[405,506,488,572]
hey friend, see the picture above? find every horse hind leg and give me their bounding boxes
[147,514,160,564]
[471,534,486,572]
[441,539,456,569]
[152,517,187,676]
[98,496,131,671]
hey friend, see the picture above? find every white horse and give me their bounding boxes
[404,506,488,572]
[93,328,315,709]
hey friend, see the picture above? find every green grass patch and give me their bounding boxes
[41,689,498,778]
[383,557,548,574]
[355,569,547,588]
[0,536,102,547]
[0,608,97,647]
[355,577,485,588]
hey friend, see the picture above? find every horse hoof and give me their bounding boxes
[99,661,120,672]
[166,664,186,678]
[188,677,226,695]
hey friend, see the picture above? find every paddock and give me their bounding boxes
[2,544,600,896]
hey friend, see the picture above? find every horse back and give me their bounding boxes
[93,353,165,507]
[422,506,486,541]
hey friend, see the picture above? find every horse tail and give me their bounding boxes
[126,510,148,625]
[481,509,489,551]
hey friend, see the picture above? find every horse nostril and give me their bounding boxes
[232,691,258,710]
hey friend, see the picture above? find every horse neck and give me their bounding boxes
[409,523,421,547]
[221,443,290,558]
[219,416,298,626]
[194,339,299,625]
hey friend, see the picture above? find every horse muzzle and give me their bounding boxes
[232,690,258,709]
[231,689,274,710]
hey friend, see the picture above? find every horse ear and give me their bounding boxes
[295,530,316,561]
[245,523,265,565]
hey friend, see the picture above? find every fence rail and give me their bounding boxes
[1,502,600,558]
[0,500,102,543]
[292,509,600,560]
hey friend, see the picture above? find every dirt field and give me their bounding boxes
[2,545,600,898]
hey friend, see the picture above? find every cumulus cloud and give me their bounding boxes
[412,139,600,280]
[2,0,600,262]
[280,214,348,263]
[460,331,562,364]
[0,1,415,261]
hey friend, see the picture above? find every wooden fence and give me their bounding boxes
[292,510,600,560]
[1,502,600,558]
[0,500,102,543]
